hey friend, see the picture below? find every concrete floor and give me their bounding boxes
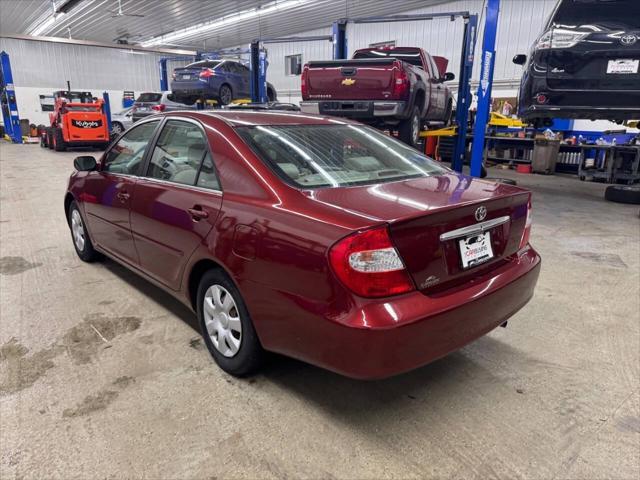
[1,142,638,480]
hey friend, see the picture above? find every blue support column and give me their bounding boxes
[332,20,347,59]
[451,15,478,172]
[159,58,169,91]
[249,41,267,103]
[470,0,500,177]
[102,92,112,137]
[0,51,23,144]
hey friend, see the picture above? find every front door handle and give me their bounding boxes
[117,191,130,201]
[188,206,209,221]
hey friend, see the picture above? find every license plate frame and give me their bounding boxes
[459,231,494,269]
[606,59,639,74]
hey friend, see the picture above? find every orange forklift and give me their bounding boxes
[42,90,110,151]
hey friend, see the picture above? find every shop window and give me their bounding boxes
[285,54,302,76]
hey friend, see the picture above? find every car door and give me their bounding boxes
[82,119,160,264]
[234,63,251,97]
[423,53,443,119]
[129,118,223,290]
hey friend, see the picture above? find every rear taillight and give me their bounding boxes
[199,68,215,78]
[329,226,414,298]
[392,62,409,98]
[301,65,309,99]
[151,104,166,112]
[519,198,532,250]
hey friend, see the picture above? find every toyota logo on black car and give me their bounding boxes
[72,119,102,128]
[620,34,637,46]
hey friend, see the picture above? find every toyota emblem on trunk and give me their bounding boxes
[621,34,637,46]
[475,206,487,222]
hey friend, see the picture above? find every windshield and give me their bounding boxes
[552,0,640,28]
[235,124,448,189]
[353,48,423,67]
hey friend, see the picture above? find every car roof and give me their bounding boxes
[179,110,355,127]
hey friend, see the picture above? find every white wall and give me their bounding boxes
[0,37,179,125]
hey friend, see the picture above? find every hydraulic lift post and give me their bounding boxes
[470,0,500,177]
[0,51,23,144]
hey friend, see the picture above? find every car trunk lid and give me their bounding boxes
[307,174,530,293]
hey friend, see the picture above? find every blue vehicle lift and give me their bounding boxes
[0,51,23,144]
[249,35,333,103]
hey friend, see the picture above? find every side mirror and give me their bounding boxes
[443,72,455,82]
[74,156,97,172]
[512,54,527,65]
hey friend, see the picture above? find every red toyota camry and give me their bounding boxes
[65,111,540,379]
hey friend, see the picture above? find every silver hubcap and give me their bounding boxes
[112,123,123,134]
[203,285,242,357]
[71,209,85,251]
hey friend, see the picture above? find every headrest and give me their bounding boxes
[278,162,300,179]
[345,156,383,172]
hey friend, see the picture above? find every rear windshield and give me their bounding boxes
[235,124,447,189]
[552,0,640,27]
[185,60,222,69]
[353,48,423,67]
[136,93,162,103]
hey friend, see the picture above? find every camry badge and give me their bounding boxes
[621,34,637,46]
[341,78,356,86]
[475,206,487,222]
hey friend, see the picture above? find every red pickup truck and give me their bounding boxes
[300,47,455,146]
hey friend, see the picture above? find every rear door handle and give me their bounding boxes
[188,206,209,221]
[117,191,130,201]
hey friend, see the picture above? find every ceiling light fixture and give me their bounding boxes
[30,13,65,36]
[29,0,90,37]
[140,0,309,48]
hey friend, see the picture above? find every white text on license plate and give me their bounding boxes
[607,59,639,74]
[459,231,494,269]
[182,74,191,79]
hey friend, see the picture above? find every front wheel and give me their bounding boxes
[53,127,66,151]
[68,201,101,262]
[398,106,421,148]
[197,269,264,376]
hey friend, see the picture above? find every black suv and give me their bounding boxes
[513,0,640,125]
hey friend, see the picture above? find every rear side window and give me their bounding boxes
[352,48,424,67]
[103,121,159,175]
[186,60,221,69]
[552,0,640,27]
[196,153,221,190]
[136,93,162,103]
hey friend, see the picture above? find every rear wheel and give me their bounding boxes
[53,127,66,151]
[398,106,421,148]
[197,269,264,376]
[46,128,54,149]
[444,100,453,126]
[218,84,233,106]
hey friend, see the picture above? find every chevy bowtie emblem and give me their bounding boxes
[341,78,356,86]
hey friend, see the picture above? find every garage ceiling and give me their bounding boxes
[0,0,450,50]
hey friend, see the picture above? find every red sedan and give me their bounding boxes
[65,111,540,379]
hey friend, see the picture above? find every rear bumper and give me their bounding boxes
[300,100,408,119]
[257,247,541,379]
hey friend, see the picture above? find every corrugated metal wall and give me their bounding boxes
[0,37,171,91]
[258,0,558,98]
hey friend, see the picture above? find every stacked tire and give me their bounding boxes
[604,185,640,205]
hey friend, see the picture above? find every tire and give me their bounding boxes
[40,133,47,148]
[267,88,275,102]
[604,185,640,205]
[46,128,54,149]
[197,269,264,376]
[398,106,421,148]
[68,201,101,262]
[110,122,124,136]
[218,84,233,106]
[443,100,453,126]
[53,127,66,151]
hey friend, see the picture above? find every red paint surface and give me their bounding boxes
[67,111,541,378]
